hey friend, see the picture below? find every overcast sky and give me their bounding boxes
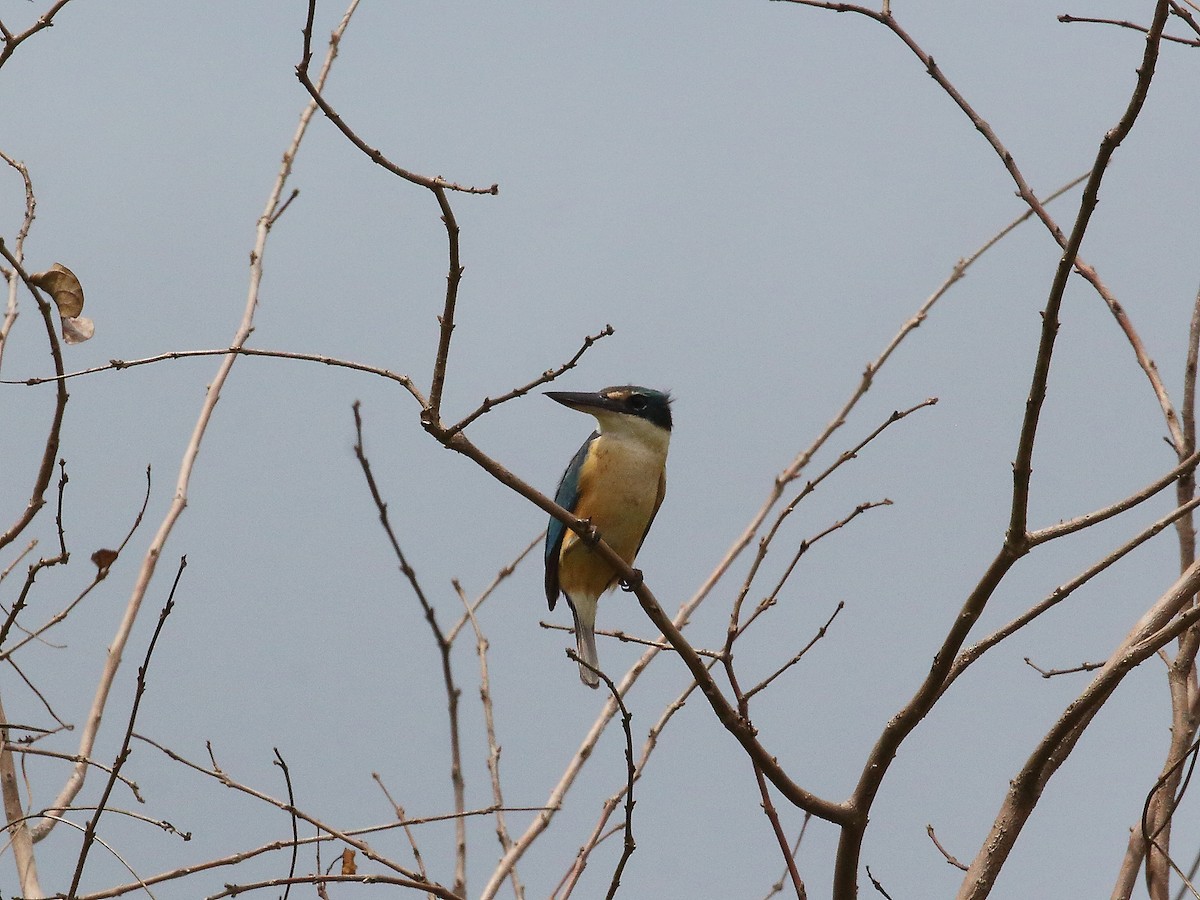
[3,2,1199,898]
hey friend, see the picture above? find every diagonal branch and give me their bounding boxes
[296,1,497,196]
[0,0,75,71]
[780,0,1184,455]
[797,3,1175,895]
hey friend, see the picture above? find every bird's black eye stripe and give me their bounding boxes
[628,394,647,410]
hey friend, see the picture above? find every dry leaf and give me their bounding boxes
[30,263,84,317]
[340,848,357,875]
[91,548,119,577]
[29,263,94,344]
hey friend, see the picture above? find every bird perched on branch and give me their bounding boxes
[544,385,672,687]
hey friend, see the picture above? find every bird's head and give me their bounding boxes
[546,385,673,442]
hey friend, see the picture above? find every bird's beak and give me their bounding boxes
[545,390,619,415]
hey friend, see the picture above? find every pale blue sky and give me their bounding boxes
[2,2,1198,897]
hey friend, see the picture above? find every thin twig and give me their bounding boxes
[74,800,551,900]
[763,817,811,899]
[567,651,638,900]
[352,401,467,895]
[727,399,934,648]
[927,824,968,871]
[446,535,539,644]
[1028,449,1200,545]
[296,1,496,196]
[273,748,300,900]
[453,580,524,899]
[744,601,845,701]
[539,621,726,659]
[0,463,72,650]
[204,873,461,900]
[0,0,75,70]
[0,466,152,664]
[755,764,806,899]
[133,734,444,889]
[1023,658,1104,679]
[3,746,142,802]
[371,772,430,883]
[0,150,37,371]
[948,497,1200,692]
[1058,12,1200,46]
[67,555,184,896]
[865,865,894,899]
[445,325,615,436]
[29,7,364,845]
[3,346,427,407]
[0,241,68,555]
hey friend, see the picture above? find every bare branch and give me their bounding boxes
[566,650,638,900]
[754,763,807,899]
[453,581,524,899]
[2,346,427,407]
[273,748,300,900]
[353,401,467,895]
[1023,657,1104,679]
[0,241,68,554]
[763,817,812,899]
[1058,12,1200,46]
[0,466,151,664]
[445,324,615,436]
[782,0,1185,462]
[727,400,935,644]
[205,873,462,900]
[0,691,41,896]
[134,734,445,889]
[962,553,1200,897]
[0,150,37,371]
[950,497,1200,689]
[744,601,844,701]
[67,556,184,896]
[447,535,540,644]
[539,621,726,659]
[75,803,550,900]
[28,1,361,844]
[0,0,75,70]
[865,864,895,899]
[927,824,968,871]
[371,773,430,882]
[1029,449,1200,545]
[296,1,497,196]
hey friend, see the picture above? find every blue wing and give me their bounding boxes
[545,431,599,610]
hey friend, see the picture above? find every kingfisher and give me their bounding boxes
[544,385,673,688]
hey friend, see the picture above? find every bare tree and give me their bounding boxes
[2,2,1199,898]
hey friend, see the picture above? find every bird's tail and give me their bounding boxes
[570,599,600,689]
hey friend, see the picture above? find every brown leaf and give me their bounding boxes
[91,548,118,577]
[340,848,357,875]
[30,263,85,317]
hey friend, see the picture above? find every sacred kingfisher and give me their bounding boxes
[544,385,673,687]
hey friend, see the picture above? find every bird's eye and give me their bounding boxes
[628,394,647,410]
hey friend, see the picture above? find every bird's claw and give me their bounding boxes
[620,568,644,591]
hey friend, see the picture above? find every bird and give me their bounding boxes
[544,385,673,687]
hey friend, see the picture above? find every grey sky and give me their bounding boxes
[2,2,1198,897]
